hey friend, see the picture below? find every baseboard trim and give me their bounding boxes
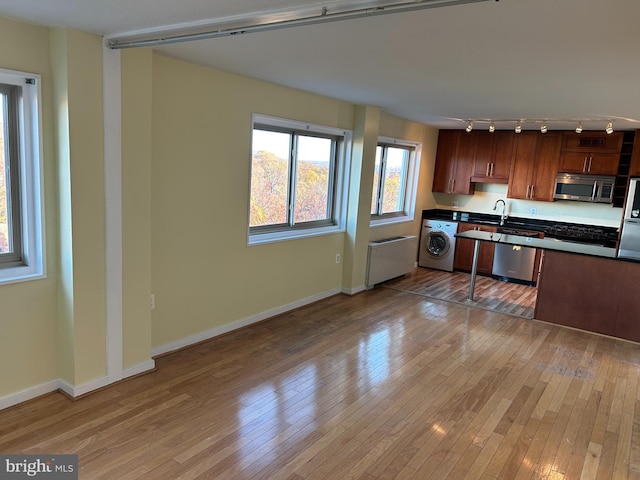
[342,285,367,295]
[0,380,59,412]
[123,359,156,379]
[2,288,343,410]
[152,287,342,357]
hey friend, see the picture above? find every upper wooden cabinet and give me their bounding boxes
[471,131,514,183]
[559,131,623,175]
[432,130,475,194]
[558,152,620,175]
[561,131,624,153]
[507,132,562,202]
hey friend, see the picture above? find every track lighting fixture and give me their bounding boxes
[605,122,614,134]
[459,119,623,133]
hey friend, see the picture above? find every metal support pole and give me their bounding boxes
[468,239,481,301]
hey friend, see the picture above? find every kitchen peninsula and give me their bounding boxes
[456,229,640,343]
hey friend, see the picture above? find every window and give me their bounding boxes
[249,114,350,244]
[371,137,421,225]
[0,69,44,284]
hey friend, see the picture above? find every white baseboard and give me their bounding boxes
[2,288,344,410]
[0,380,59,412]
[342,285,367,295]
[58,376,112,398]
[152,287,342,357]
[58,358,156,398]
[123,359,156,379]
[0,359,157,412]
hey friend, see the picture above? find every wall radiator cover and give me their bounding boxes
[366,235,417,287]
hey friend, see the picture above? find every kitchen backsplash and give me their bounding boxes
[434,183,623,228]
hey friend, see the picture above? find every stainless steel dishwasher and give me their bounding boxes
[491,228,539,285]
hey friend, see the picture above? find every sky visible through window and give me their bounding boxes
[252,130,331,164]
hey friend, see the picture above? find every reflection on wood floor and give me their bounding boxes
[384,267,537,319]
[2,287,640,478]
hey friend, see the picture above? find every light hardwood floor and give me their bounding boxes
[385,267,538,319]
[2,284,640,479]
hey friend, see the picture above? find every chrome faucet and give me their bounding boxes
[493,199,508,226]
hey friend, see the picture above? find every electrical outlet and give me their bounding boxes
[451,201,459,208]
[530,207,537,215]
[335,253,341,264]
[150,294,156,310]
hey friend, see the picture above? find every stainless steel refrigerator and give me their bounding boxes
[618,178,640,260]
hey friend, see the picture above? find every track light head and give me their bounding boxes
[575,122,583,134]
[540,123,548,133]
[515,123,522,134]
[605,122,614,134]
[489,123,495,133]
[466,121,473,133]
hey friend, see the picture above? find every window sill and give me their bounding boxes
[0,265,46,286]
[370,214,414,227]
[248,224,345,245]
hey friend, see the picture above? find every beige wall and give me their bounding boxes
[121,48,153,369]
[150,55,355,347]
[0,14,436,403]
[0,17,58,398]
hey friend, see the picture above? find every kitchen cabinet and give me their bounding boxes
[432,130,475,194]
[454,222,496,275]
[561,131,624,153]
[629,130,640,177]
[558,152,620,175]
[471,131,514,183]
[535,250,640,343]
[507,132,562,201]
[559,131,623,175]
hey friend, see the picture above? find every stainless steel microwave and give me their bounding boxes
[553,173,615,203]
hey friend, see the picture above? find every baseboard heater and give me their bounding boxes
[366,235,417,288]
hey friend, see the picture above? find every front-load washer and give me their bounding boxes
[419,219,458,271]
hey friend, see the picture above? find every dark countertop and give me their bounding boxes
[423,208,619,247]
[455,230,618,259]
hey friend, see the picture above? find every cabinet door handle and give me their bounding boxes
[452,178,455,192]
[583,156,588,172]
[531,184,535,199]
[490,163,494,176]
[486,163,491,176]
[526,184,531,199]
[588,156,593,172]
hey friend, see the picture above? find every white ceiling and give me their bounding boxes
[1,0,639,131]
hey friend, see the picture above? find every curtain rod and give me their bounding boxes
[108,0,498,49]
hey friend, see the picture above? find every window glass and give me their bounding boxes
[250,129,290,227]
[0,94,8,254]
[380,146,409,214]
[294,135,333,223]
[371,146,382,215]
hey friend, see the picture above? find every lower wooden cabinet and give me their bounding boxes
[535,250,640,343]
[454,223,496,275]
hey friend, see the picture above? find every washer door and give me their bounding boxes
[424,231,451,257]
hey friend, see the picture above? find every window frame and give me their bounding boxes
[0,68,45,285]
[248,114,351,245]
[370,136,422,226]
[0,82,23,266]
